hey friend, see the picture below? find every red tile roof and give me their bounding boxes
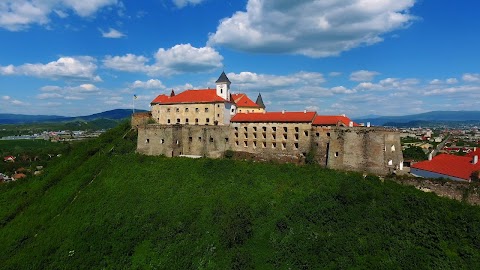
[466,149,480,158]
[313,115,360,127]
[231,111,317,123]
[151,89,228,105]
[151,94,170,104]
[411,154,480,181]
[232,93,260,108]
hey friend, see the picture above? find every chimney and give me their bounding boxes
[304,110,307,113]
[349,121,353,127]
[282,110,285,114]
[474,155,478,165]
[428,152,433,161]
[367,122,371,127]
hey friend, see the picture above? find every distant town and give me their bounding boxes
[0,129,106,142]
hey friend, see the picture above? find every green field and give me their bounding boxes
[1,122,480,269]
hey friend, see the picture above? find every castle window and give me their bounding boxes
[235,141,239,146]
[220,88,223,94]
[161,139,164,144]
[210,137,214,143]
[217,104,220,108]
[146,139,150,144]
[294,143,298,149]
[283,134,287,140]
[196,108,199,112]
[157,118,159,122]
[217,114,220,117]
[231,108,235,113]
[295,127,299,132]
[244,141,248,147]
[262,126,267,131]
[185,108,189,112]
[327,132,331,137]
[167,119,171,124]
[235,127,238,131]
[262,133,266,139]
[282,142,286,150]
[206,118,210,123]
[295,134,299,140]
[335,152,339,157]
[185,118,189,124]
[244,133,248,139]
[244,127,248,131]
[225,138,229,142]
[205,108,209,112]
[253,133,257,139]
[304,131,309,136]
[177,118,180,123]
[195,118,199,124]
[283,127,288,132]
[167,108,171,112]
[272,134,276,140]
[176,140,179,145]
[198,137,202,141]
[272,127,276,132]
[391,145,396,152]
[272,142,277,148]
[262,142,266,148]
[176,108,179,112]
[316,132,320,137]
[388,160,393,166]
[235,133,238,138]
[253,127,257,131]
[189,137,192,142]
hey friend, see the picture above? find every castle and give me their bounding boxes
[133,72,404,175]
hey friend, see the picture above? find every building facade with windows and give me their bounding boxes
[135,72,404,175]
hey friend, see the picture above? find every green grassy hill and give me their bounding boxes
[1,122,480,269]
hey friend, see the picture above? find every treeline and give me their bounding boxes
[0,122,480,268]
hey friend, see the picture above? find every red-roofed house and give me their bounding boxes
[149,72,262,126]
[231,93,265,113]
[231,111,316,123]
[313,115,360,127]
[411,154,480,182]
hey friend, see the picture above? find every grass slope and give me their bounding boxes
[1,122,480,269]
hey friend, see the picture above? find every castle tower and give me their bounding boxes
[255,93,265,109]
[216,71,231,101]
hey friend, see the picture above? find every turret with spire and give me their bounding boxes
[255,93,265,109]
[216,71,231,101]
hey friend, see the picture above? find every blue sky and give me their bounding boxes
[0,0,479,117]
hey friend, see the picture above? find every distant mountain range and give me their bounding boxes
[2,109,479,126]
[0,109,146,124]
[354,111,480,126]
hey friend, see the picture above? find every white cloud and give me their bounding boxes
[0,56,100,81]
[430,78,459,85]
[36,83,100,100]
[227,71,325,91]
[350,70,380,82]
[100,28,125,38]
[463,73,480,82]
[37,93,63,99]
[446,78,458,84]
[103,54,149,73]
[331,86,356,94]
[104,44,223,76]
[131,79,165,89]
[2,95,10,100]
[172,0,205,8]
[208,0,417,57]
[328,72,342,77]
[0,0,120,31]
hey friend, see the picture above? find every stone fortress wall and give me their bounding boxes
[135,114,404,175]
